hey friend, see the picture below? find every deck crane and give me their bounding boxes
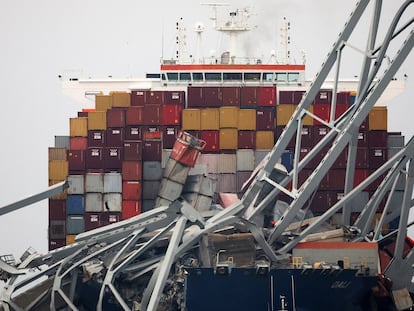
[1,0,414,310]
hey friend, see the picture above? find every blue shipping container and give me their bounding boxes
[66,195,85,215]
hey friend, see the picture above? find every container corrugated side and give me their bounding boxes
[111,92,131,107]
[369,106,388,130]
[95,94,113,111]
[201,108,220,130]
[67,175,85,194]
[236,149,255,171]
[70,117,88,137]
[67,215,85,234]
[238,109,256,130]
[49,147,67,161]
[85,193,103,212]
[219,129,238,150]
[88,111,107,130]
[103,172,122,193]
[103,193,122,212]
[219,106,239,128]
[218,153,237,173]
[54,136,70,148]
[48,160,69,181]
[182,109,201,130]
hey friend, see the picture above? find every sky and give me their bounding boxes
[0,0,413,260]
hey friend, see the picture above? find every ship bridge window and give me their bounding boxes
[192,72,203,81]
[263,72,274,82]
[244,72,261,81]
[205,72,221,81]
[179,72,191,81]
[161,73,166,81]
[223,72,242,81]
[288,72,300,82]
[167,72,178,81]
[276,73,287,82]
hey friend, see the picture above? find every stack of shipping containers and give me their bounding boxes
[48,85,404,250]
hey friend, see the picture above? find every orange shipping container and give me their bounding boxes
[219,129,238,150]
[182,109,201,130]
[70,117,88,137]
[369,106,387,130]
[66,235,76,245]
[201,108,220,130]
[219,106,239,128]
[95,94,113,111]
[111,92,131,107]
[88,111,107,130]
[48,160,69,181]
[256,131,274,149]
[238,109,256,130]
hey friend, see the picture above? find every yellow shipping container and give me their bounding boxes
[303,105,314,126]
[238,109,256,130]
[111,92,131,107]
[66,235,76,245]
[256,131,275,149]
[48,147,67,161]
[69,117,88,137]
[219,129,238,150]
[88,111,107,130]
[219,106,239,128]
[201,108,220,130]
[48,160,69,181]
[182,109,201,130]
[369,106,387,130]
[48,179,68,199]
[95,94,113,111]
[276,104,295,126]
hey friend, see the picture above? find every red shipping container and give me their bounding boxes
[238,130,256,149]
[70,137,88,150]
[106,108,126,128]
[314,89,332,105]
[187,87,203,108]
[49,199,66,220]
[125,126,142,141]
[84,213,104,231]
[123,141,142,161]
[161,126,180,149]
[257,86,277,106]
[131,90,147,106]
[142,126,162,140]
[369,148,387,169]
[147,91,165,105]
[88,130,106,147]
[126,106,144,125]
[164,91,185,106]
[106,128,124,147]
[122,200,141,219]
[256,107,275,130]
[142,140,162,161]
[104,147,123,169]
[122,161,142,181]
[203,87,222,107]
[240,86,258,107]
[68,149,86,172]
[336,91,351,105]
[161,104,182,125]
[313,104,330,125]
[143,105,162,125]
[200,130,219,153]
[170,131,206,167]
[122,181,142,200]
[354,169,369,188]
[279,90,294,104]
[310,191,337,213]
[222,87,240,106]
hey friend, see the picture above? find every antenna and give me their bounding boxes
[201,3,230,29]
[279,17,291,64]
[176,17,187,64]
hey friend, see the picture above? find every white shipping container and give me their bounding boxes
[218,153,237,173]
[67,175,85,194]
[182,192,213,212]
[85,193,103,212]
[189,163,208,176]
[236,149,255,171]
[162,149,172,168]
[183,174,216,196]
[254,150,269,167]
[103,193,122,212]
[163,159,191,184]
[158,178,183,201]
[198,154,219,174]
[85,173,104,193]
[104,172,122,193]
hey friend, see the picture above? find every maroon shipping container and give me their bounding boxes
[70,137,88,150]
[131,90,147,106]
[325,169,346,190]
[123,141,142,161]
[367,130,387,148]
[142,140,162,161]
[161,104,182,125]
[279,90,294,105]
[104,147,123,169]
[293,90,306,105]
[203,87,222,107]
[187,87,203,108]
[164,91,185,106]
[49,239,65,250]
[103,212,122,225]
[275,126,295,148]
[125,126,142,141]
[240,86,258,107]
[147,91,165,105]
[336,91,352,105]
[68,149,86,172]
[106,128,124,147]
[238,130,256,149]
[310,191,338,213]
[161,126,180,149]
[77,111,88,117]
[84,213,104,231]
[222,87,240,106]
[313,104,330,125]
[369,148,387,169]
[122,161,142,181]
[354,169,369,188]
[357,131,369,147]
[126,106,144,125]
[256,107,275,130]
[257,86,277,107]
[143,104,162,125]
[312,126,330,144]
[356,147,369,168]
[142,126,162,141]
[85,147,104,169]
[122,181,142,200]
[88,130,106,147]
[314,89,332,105]
[200,130,219,153]
[106,108,126,128]
[298,126,314,147]
[49,199,66,220]
[360,116,369,131]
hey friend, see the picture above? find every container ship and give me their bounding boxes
[1,1,414,310]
